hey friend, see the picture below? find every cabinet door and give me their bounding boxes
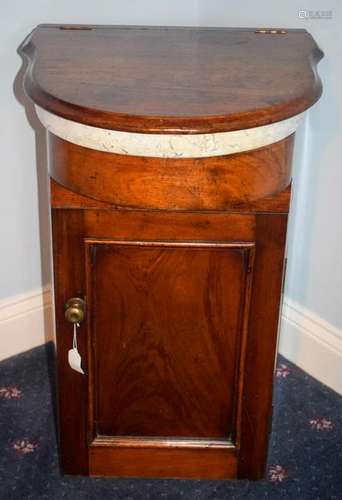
[85,240,254,444]
[52,209,287,479]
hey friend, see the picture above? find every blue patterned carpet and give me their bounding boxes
[0,343,341,499]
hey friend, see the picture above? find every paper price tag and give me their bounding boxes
[68,323,85,374]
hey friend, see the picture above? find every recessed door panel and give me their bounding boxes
[86,241,254,442]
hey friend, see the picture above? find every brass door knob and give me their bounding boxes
[64,297,86,324]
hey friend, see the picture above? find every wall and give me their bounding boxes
[0,0,199,302]
[196,4,342,390]
[0,1,341,390]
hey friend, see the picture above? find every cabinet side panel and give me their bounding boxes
[238,214,287,479]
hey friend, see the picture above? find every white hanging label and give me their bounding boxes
[68,323,85,374]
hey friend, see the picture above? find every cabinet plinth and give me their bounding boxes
[20,24,323,479]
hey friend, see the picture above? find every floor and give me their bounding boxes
[0,343,341,499]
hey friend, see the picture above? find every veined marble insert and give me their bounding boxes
[36,106,303,158]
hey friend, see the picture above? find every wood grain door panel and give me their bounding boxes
[85,240,254,443]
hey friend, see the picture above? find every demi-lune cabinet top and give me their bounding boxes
[20,25,323,134]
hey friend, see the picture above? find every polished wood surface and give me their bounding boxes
[51,178,291,214]
[21,25,323,133]
[50,191,287,479]
[51,209,89,474]
[48,133,294,210]
[89,445,237,479]
[51,203,259,478]
[51,184,257,240]
[86,241,254,439]
[238,214,287,479]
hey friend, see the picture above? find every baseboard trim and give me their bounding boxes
[279,298,342,395]
[0,287,54,361]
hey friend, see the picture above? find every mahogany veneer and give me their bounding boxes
[22,25,322,133]
[20,25,323,480]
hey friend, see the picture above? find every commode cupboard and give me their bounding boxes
[20,25,323,479]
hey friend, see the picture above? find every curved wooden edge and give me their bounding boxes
[51,178,291,214]
[19,26,324,134]
[48,134,293,212]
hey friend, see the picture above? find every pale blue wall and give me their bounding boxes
[196,1,342,328]
[0,1,341,331]
[0,0,198,300]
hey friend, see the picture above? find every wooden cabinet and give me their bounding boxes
[20,25,323,480]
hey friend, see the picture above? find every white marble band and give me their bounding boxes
[36,106,303,158]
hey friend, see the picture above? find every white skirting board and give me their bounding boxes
[0,288,341,395]
[0,287,54,361]
[279,298,342,395]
